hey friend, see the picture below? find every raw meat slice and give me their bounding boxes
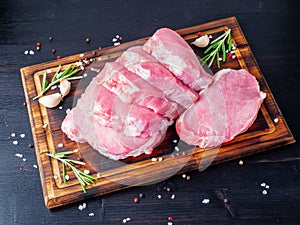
[117,46,199,109]
[61,74,172,160]
[176,69,266,147]
[143,28,213,91]
[100,62,179,120]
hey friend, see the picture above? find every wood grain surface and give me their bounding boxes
[20,17,294,208]
[1,1,299,224]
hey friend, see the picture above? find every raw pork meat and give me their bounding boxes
[176,69,266,147]
[61,66,172,160]
[143,28,213,91]
[100,62,179,120]
[117,46,199,109]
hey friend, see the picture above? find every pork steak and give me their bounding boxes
[176,69,266,148]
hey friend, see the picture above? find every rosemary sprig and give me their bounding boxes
[33,65,83,100]
[46,150,96,193]
[201,29,232,69]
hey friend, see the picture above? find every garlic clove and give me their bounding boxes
[38,93,62,108]
[59,79,71,97]
[191,35,210,48]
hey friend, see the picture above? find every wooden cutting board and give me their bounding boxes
[20,17,295,209]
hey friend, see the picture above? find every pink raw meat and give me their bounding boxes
[117,46,199,109]
[62,73,172,160]
[143,28,213,91]
[101,62,179,120]
[176,69,266,147]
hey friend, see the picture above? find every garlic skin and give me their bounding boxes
[191,35,210,48]
[59,79,71,97]
[38,93,63,108]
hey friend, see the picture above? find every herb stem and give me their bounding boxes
[46,151,96,193]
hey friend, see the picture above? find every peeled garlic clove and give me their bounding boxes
[59,79,71,97]
[38,93,62,108]
[191,35,210,48]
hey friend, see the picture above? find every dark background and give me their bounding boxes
[0,0,299,224]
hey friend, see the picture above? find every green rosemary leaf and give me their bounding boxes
[200,29,232,69]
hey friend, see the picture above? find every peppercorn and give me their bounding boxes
[85,37,90,43]
[134,197,139,203]
[28,144,34,148]
[23,102,27,106]
[56,55,62,59]
[36,42,41,47]
[168,216,173,221]
[237,55,243,60]
[51,49,56,53]
[197,31,202,37]
[48,36,53,41]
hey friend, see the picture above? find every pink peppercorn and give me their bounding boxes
[197,32,202,37]
[134,197,139,203]
[237,55,243,60]
[168,216,173,221]
[51,49,56,53]
[56,55,62,59]
[18,167,23,171]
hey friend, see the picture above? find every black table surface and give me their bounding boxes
[1,1,299,224]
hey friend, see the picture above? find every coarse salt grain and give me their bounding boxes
[151,157,157,162]
[170,194,176,200]
[82,203,87,209]
[202,199,210,204]
[266,185,270,189]
[84,170,90,175]
[158,157,163,161]
[24,50,29,55]
[262,190,268,195]
[29,50,34,55]
[78,205,83,210]
[80,53,84,57]
[239,160,244,165]
[157,194,162,199]
[122,218,127,223]
[274,118,279,123]
[13,141,19,145]
[126,217,131,221]
[260,183,266,187]
[208,35,213,39]
[58,106,63,110]
[73,148,79,153]
[232,55,236,59]
[66,109,71,114]
[116,35,120,38]
[83,73,88,78]
[173,139,177,143]
[97,172,101,178]
[53,175,58,179]
[15,153,23,158]
[88,213,94,217]
[46,69,52,73]
[33,164,38,168]
[112,38,117,42]
[23,158,27,162]
[11,133,16,137]
[42,124,48,128]
[51,85,57,90]
[20,133,25,138]
[58,143,63,148]
[218,57,222,61]
[174,146,179,152]
[65,175,70,180]
[114,42,120,46]
[168,222,173,225]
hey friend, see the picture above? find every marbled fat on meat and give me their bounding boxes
[117,46,199,109]
[143,28,213,91]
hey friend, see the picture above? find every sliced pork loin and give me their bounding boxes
[62,65,172,160]
[143,28,213,91]
[100,62,179,120]
[176,69,266,148]
[117,46,199,109]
